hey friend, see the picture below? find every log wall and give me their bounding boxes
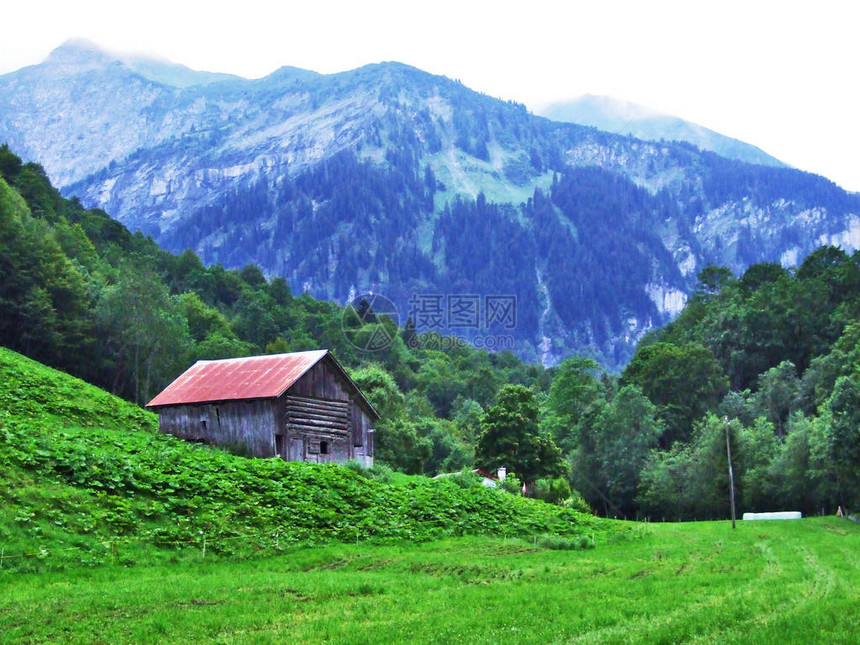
[282,356,375,466]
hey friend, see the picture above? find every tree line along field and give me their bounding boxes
[2,519,857,644]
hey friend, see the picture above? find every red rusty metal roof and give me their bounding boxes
[146,350,329,407]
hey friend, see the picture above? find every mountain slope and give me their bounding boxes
[2,41,859,366]
[539,94,787,168]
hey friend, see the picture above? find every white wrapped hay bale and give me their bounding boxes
[742,511,802,520]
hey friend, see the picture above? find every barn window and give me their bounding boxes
[201,419,207,431]
[275,434,286,457]
[320,440,329,455]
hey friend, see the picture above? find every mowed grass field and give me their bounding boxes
[2,517,857,644]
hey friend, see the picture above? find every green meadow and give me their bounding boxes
[2,518,857,644]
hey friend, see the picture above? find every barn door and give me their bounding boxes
[306,436,329,463]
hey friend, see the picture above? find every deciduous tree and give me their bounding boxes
[476,385,564,491]
[623,342,728,446]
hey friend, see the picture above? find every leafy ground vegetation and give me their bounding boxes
[1,519,857,643]
[0,346,611,575]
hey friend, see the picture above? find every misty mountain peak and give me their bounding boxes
[540,95,786,168]
[46,39,117,68]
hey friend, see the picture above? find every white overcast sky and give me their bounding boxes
[2,0,859,191]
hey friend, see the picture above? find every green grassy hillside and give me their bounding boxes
[0,346,610,573]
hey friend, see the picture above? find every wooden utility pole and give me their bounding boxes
[725,416,737,529]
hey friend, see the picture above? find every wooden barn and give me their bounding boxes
[146,350,377,466]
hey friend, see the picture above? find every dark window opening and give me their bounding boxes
[320,440,329,455]
[201,419,208,431]
[275,434,286,457]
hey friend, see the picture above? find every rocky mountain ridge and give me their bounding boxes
[1,40,858,366]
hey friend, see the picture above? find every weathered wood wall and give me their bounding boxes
[156,399,280,457]
[288,358,350,401]
[349,400,374,467]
